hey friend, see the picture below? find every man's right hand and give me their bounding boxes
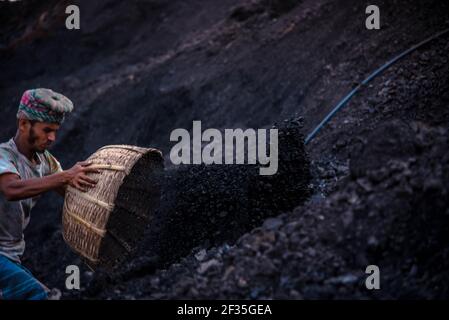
[64,161,100,192]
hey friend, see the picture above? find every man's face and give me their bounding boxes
[25,121,60,153]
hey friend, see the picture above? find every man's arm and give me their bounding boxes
[0,171,69,201]
[0,161,99,202]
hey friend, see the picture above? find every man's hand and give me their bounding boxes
[64,161,100,192]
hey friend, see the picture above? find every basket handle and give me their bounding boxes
[88,164,128,173]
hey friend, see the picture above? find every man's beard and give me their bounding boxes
[28,126,44,154]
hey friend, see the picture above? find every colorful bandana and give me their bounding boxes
[17,88,74,124]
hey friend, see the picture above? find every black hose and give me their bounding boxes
[305,28,449,145]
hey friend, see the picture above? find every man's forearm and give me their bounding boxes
[5,172,69,201]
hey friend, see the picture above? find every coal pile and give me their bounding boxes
[77,6,449,299]
[81,121,449,300]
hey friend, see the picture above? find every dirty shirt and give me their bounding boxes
[0,138,62,263]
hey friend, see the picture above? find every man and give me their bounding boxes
[0,88,99,300]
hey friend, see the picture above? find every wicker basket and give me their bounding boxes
[62,145,164,271]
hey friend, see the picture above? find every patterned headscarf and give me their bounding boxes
[17,88,74,124]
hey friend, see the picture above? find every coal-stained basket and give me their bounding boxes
[62,145,164,271]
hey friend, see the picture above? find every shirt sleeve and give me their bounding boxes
[0,149,20,177]
[44,150,63,175]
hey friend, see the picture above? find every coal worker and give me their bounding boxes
[0,89,99,300]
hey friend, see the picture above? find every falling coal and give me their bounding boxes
[121,117,311,269]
